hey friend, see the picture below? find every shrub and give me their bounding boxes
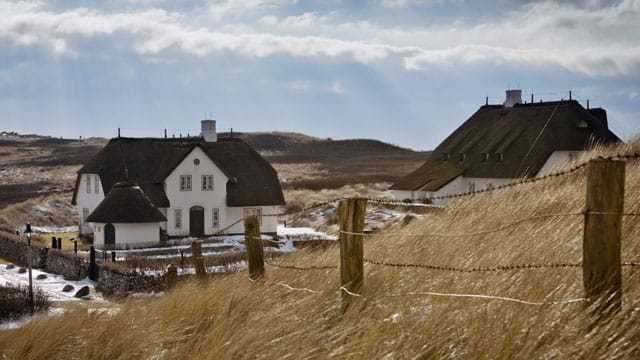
[0,284,50,322]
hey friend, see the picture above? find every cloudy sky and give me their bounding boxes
[1,0,639,150]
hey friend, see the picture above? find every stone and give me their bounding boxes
[36,274,47,280]
[18,267,27,273]
[74,285,90,298]
[5,264,14,269]
[62,284,75,292]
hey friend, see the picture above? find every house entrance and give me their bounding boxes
[190,206,205,237]
[105,223,115,249]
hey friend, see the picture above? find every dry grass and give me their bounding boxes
[2,142,640,358]
[0,193,77,230]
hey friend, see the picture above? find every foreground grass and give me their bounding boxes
[2,142,640,359]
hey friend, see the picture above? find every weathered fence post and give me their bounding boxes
[57,238,62,249]
[244,215,265,280]
[166,264,178,290]
[191,241,206,278]
[51,236,56,249]
[73,240,78,254]
[339,198,367,312]
[583,158,624,322]
[111,251,116,262]
[89,246,98,281]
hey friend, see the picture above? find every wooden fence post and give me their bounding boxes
[191,241,206,278]
[339,198,367,312]
[584,158,624,322]
[244,215,265,280]
[166,264,178,290]
[88,246,98,281]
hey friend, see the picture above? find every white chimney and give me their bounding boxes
[504,89,522,108]
[200,119,217,142]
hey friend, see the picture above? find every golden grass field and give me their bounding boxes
[2,141,640,358]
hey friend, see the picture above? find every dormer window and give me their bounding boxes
[494,153,503,162]
[481,153,489,162]
[442,153,450,161]
[457,153,465,162]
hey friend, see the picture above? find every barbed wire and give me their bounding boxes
[341,212,584,238]
[363,258,581,272]
[265,259,337,270]
[376,291,589,306]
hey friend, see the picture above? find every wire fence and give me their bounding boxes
[239,154,640,309]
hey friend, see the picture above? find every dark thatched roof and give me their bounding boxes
[72,137,285,207]
[87,181,167,223]
[391,100,621,192]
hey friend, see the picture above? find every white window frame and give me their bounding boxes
[95,175,100,194]
[212,208,219,228]
[85,176,91,194]
[82,208,89,221]
[202,175,214,191]
[180,175,192,191]
[243,208,262,225]
[175,208,182,229]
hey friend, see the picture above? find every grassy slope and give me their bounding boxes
[2,141,640,358]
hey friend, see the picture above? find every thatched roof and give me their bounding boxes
[72,137,285,207]
[87,181,167,223]
[391,100,620,191]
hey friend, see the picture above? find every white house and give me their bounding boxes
[87,181,166,249]
[391,90,621,204]
[72,120,286,247]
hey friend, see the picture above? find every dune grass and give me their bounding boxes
[2,141,640,358]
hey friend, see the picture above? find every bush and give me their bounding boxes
[0,284,50,322]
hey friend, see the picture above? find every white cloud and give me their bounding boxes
[329,81,345,94]
[1,0,639,77]
[208,0,297,20]
[377,0,461,7]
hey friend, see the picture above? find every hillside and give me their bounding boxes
[226,132,430,189]
[1,141,638,358]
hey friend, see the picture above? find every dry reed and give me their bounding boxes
[2,142,640,359]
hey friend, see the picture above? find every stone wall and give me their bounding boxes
[0,233,48,269]
[1,231,167,297]
[45,250,88,281]
[96,266,166,297]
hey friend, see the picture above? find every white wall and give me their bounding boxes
[164,147,229,237]
[93,222,161,249]
[394,176,513,205]
[536,151,582,176]
[75,173,104,235]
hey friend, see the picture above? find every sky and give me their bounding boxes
[1,0,639,151]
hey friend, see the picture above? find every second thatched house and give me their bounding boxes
[391,90,621,204]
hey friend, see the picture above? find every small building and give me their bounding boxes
[72,119,286,243]
[87,181,166,249]
[391,90,621,204]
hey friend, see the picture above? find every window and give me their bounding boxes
[481,153,489,162]
[212,208,219,228]
[243,208,262,225]
[95,175,100,194]
[495,153,503,162]
[457,153,465,162]
[442,153,450,161]
[175,209,182,229]
[82,208,89,221]
[202,175,214,191]
[85,175,91,193]
[180,175,192,191]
